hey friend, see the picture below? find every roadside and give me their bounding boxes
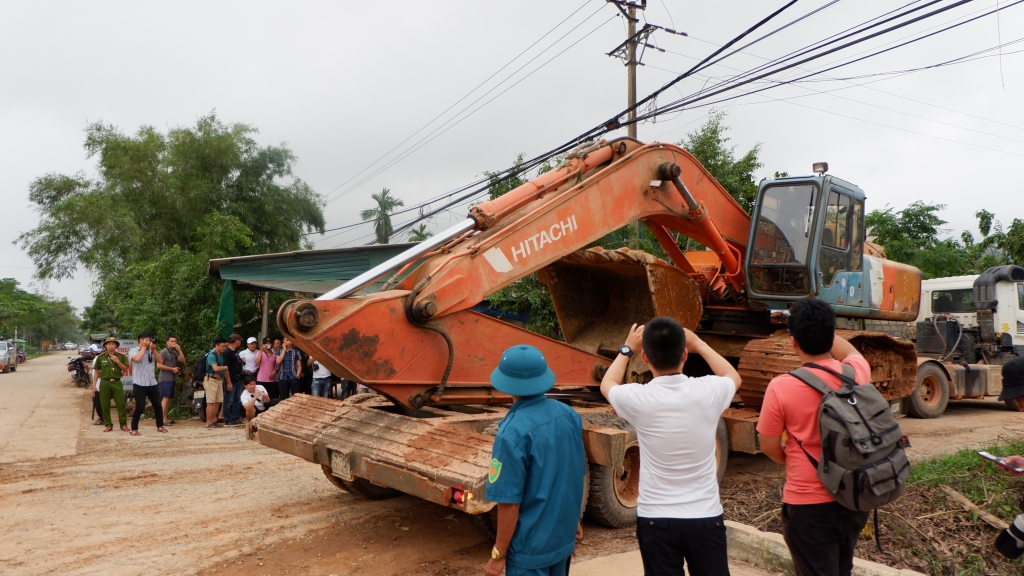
[0,356,1021,575]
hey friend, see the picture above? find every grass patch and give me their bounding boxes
[722,439,1024,575]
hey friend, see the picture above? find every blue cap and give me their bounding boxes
[490,345,556,397]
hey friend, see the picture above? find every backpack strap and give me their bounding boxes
[804,362,859,392]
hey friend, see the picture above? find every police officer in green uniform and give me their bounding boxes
[484,345,587,576]
[94,336,130,432]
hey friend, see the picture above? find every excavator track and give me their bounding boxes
[737,329,918,409]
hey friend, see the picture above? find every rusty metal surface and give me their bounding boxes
[736,330,918,409]
[253,395,498,509]
[276,295,609,408]
[541,247,703,359]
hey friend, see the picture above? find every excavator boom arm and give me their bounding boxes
[279,140,752,408]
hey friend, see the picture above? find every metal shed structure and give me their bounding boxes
[208,243,419,339]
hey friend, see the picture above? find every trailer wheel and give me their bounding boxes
[320,465,349,492]
[579,413,638,528]
[908,363,949,418]
[340,477,400,500]
[1005,399,1023,412]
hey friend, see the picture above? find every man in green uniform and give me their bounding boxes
[94,336,130,432]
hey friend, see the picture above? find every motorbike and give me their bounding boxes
[67,356,90,388]
[16,351,26,364]
[190,376,207,422]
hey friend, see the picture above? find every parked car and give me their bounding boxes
[0,341,16,373]
[77,345,89,354]
[64,342,76,351]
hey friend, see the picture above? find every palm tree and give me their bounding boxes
[408,224,433,242]
[360,188,405,244]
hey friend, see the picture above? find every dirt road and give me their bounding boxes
[1,354,1021,575]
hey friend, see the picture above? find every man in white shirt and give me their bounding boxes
[240,375,273,421]
[238,337,260,377]
[600,317,741,576]
[308,356,334,398]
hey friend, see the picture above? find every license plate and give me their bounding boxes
[194,391,206,399]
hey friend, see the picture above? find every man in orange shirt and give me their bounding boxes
[756,299,872,576]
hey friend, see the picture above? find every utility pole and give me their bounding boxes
[606,1,686,138]
[606,1,645,139]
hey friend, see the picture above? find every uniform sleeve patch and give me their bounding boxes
[488,458,502,483]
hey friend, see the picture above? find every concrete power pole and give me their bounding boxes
[606,1,647,139]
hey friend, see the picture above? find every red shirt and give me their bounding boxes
[756,356,872,505]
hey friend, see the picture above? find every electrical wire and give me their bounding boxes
[323,3,610,206]
[318,0,595,206]
[319,0,1016,248]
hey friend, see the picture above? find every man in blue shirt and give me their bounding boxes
[484,345,586,576]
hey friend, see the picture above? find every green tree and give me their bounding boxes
[677,109,763,212]
[485,153,527,200]
[19,114,325,354]
[0,278,81,346]
[360,188,405,244]
[407,224,433,242]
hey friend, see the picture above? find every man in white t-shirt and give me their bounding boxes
[240,375,273,421]
[308,356,334,398]
[238,337,260,378]
[600,316,741,576]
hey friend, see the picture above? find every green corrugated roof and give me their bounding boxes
[208,243,420,294]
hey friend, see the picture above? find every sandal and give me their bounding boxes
[121,426,130,432]
[157,427,168,433]
[129,430,141,436]
[103,426,113,432]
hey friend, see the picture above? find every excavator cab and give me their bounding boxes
[744,170,919,320]
[746,173,871,312]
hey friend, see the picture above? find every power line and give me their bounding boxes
[317,0,595,206]
[322,3,610,207]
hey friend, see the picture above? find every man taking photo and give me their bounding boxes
[601,317,741,576]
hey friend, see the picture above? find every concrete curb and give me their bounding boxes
[725,520,926,576]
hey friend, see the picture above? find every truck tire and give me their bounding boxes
[1005,399,1023,412]
[320,465,348,491]
[908,363,949,418]
[582,413,638,528]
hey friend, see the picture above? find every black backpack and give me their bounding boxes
[191,352,210,383]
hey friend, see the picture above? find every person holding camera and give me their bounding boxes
[157,335,185,426]
[308,356,333,398]
[254,337,279,399]
[240,375,275,421]
[275,337,303,400]
[95,336,130,432]
[600,318,741,576]
[128,332,167,435]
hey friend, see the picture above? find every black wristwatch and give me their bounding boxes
[618,345,633,357]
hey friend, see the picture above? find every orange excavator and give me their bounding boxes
[252,138,921,529]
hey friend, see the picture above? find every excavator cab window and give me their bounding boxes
[748,184,816,295]
[818,190,852,287]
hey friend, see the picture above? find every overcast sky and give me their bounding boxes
[2,0,1022,313]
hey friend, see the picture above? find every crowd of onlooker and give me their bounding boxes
[90,332,357,434]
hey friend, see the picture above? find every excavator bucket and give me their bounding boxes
[538,247,704,360]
